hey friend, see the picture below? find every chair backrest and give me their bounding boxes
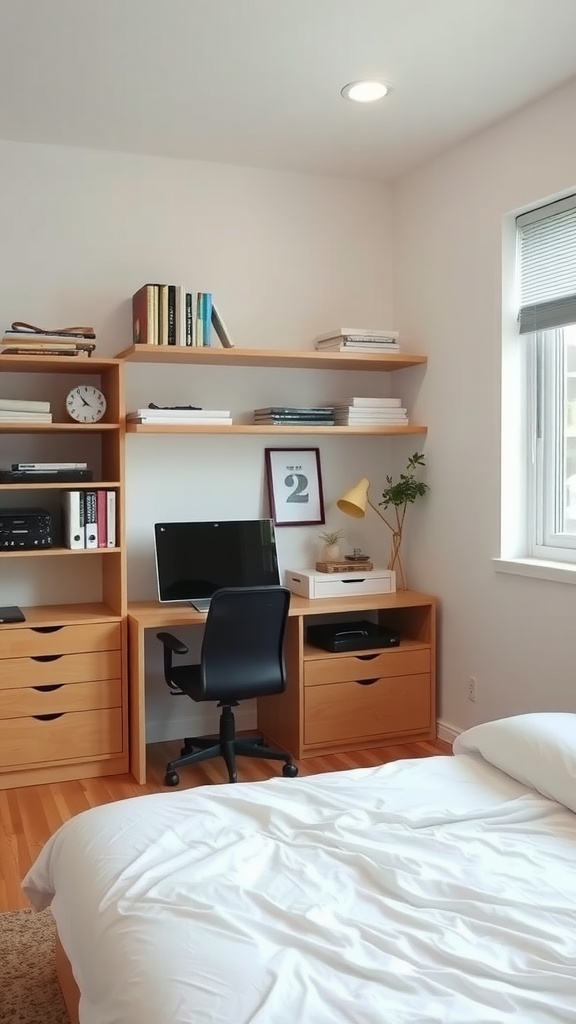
[200,585,291,703]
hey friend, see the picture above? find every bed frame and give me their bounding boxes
[55,935,80,1024]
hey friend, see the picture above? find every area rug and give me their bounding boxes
[0,907,70,1023]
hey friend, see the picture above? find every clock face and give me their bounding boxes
[66,385,107,423]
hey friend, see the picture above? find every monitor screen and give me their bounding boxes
[154,519,281,603]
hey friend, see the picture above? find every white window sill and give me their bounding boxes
[493,557,576,584]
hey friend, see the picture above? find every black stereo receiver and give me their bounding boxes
[0,507,53,549]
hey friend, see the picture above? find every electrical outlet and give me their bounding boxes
[468,676,477,702]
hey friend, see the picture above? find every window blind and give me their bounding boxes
[517,194,576,334]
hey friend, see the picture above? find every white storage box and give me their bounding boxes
[285,567,396,599]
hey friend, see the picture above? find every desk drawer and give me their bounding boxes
[0,708,123,768]
[0,623,121,659]
[0,650,121,690]
[0,678,121,720]
[304,648,430,686]
[304,674,431,745]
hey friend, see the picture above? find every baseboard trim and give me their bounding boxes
[436,720,460,745]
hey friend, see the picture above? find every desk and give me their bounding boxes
[128,590,437,783]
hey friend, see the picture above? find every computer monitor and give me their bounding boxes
[154,518,281,611]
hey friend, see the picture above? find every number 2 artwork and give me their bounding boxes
[264,448,325,526]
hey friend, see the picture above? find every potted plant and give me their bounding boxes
[319,528,344,562]
[378,452,429,590]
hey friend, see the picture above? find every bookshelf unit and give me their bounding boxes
[0,356,128,789]
[116,345,428,436]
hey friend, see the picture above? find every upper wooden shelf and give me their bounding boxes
[115,345,427,372]
[0,355,119,374]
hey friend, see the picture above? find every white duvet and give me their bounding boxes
[24,753,576,1023]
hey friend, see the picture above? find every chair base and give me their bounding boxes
[165,704,298,785]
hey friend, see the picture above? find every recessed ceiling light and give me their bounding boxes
[341,80,391,103]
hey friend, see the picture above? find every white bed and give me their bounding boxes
[23,713,576,1024]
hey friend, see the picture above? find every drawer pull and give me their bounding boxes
[356,678,378,686]
[31,626,64,635]
[32,654,63,663]
[33,713,64,721]
[33,684,64,693]
[356,653,381,662]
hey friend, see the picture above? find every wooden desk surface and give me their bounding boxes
[127,590,436,629]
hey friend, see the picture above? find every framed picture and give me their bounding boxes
[265,447,325,527]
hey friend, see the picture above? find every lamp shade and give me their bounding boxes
[337,477,370,518]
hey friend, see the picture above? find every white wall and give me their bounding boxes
[392,78,576,736]
[0,140,406,739]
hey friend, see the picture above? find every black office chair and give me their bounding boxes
[156,585,298,785]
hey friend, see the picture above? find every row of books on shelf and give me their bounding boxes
[313,328,400,353]
[132,284,234,349]
[61,489,117,549]
[125,397,409,427]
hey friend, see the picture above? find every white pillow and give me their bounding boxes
[454,713,576,812]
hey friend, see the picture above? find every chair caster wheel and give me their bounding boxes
[282,762,298,778]
[164,771,180,787]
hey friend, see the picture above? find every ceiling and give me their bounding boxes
[1,0,576,182]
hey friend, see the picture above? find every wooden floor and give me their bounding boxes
[0,736,451,912]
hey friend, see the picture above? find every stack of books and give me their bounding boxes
[331,397,408,426]
[313,328,400,353]
[127,407,233,426]
[253,406,335,426]
[0,397,53,423]
[132,284,234,348]
[1,325,96,358]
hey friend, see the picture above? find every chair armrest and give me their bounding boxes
[156,631,189,656]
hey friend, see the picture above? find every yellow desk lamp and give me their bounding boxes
[337,477,405,589]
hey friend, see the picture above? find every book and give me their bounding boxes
[211,303,235,348]
[61,491,85,549]
[315,337,399,348]
[199,292,212,347]
[254,406,334,416]
[158,285,169,346]
[132,283,158,345]
[0,347,91,358]
[332,406,408,416]
[106,490,116,548]
[333,397,402,408]
[0,398,51,413]
[130,416,233,426]
[84,490,98,548]
[97,489,108,548]
[0,411,53,422]
[314,328,399,343]
[254,418,335,426]
[167,284,176,345]
[315,343,400,353]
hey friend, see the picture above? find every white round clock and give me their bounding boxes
[66,385,107,423]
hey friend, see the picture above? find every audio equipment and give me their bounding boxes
[0,507,53,549]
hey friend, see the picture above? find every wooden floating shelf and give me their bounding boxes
[0,423,119,433]
[125,423,428,436]
[0,481,120,491]
[0,356,119,374]
[115,344,427,372]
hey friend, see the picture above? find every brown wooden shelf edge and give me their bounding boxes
[125,423,428,435]
[115,344,427,372]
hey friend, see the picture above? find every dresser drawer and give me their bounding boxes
[0,650,121,690]
[0,678,121,720]
[0,708,123,768]
[304,648,430,686]
[304,674,431,746]
[0,623,121,659]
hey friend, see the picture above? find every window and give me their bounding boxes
[517,195,576,564]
